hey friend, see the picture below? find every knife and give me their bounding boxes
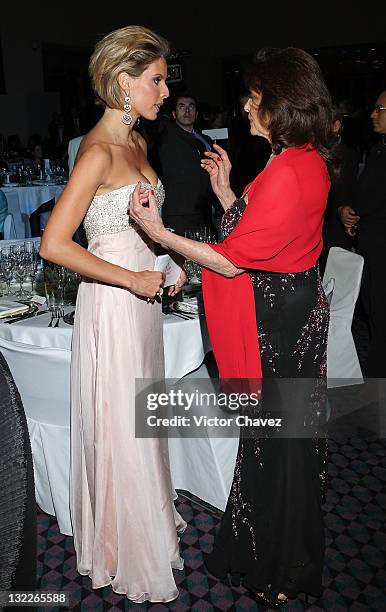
[5,310,48,324]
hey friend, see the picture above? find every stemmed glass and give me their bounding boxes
[0,247,15,295]
[12,243,31,299]
[56,265,71,306]
[184,227,217,283]
[43,262,63,324]
[61,269,80,305]
[25,241,39,295]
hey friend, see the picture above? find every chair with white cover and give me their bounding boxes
[2,213,17,240]
[167,362,239,511]
[0,337,72,535]
[322,246,364,387]
[0,189,8,237]
[4,191,29,239]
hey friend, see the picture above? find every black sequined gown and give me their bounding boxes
[205,198,329,599]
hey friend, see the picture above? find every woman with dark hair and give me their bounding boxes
[130,47,336,607]
[27,134,45,175]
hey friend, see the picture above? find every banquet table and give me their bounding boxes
[0,306,238,535]
[2,184,66,238]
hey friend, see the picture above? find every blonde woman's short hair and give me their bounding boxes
[89,25,169,109]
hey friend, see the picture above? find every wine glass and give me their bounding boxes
[56,265,71,306]
[184,230,204,284]
[43,262,62,316]
[0,247,15,295]
[25,241,39,295]
[12,243,31,299]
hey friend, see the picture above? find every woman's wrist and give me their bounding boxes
[157,227,175,249]
[124,270,136,291]
[218,188,237,210]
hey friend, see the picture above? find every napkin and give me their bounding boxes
[154,254,182,287]
[0,301,30,319]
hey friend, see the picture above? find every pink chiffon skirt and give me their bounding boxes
[70,228,186,603]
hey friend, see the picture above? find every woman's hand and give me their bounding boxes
[129,182,165,242]
[201,144,235,209]
[168,269,186,297]
[129,270,165,299]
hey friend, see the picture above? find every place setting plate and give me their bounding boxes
[0,302,39,323]
[168,294,203,318]
[170,302,199,316]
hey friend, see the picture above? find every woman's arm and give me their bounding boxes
[130,184,241,278]
[40,144,164,298]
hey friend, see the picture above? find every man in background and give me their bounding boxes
[341,91,386,377]
[319,106,360,275]
[150,93,216,236]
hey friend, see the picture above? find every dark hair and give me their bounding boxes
[172,92,197,112]
[245,47,338,178]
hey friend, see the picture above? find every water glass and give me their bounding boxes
[43,263,62,312]
[183,227,217,283]
[12,243,31,298]
[25,241,39,294]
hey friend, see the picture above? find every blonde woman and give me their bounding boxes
[40,26,186,603]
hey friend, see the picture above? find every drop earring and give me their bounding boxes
[122,92,132,125]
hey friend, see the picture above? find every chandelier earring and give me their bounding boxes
[122,92,132,125]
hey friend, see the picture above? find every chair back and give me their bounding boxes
[29,198,55,237]
[0,338,72,535]
[0,337,70,427]
[68,135,83,174]
[0,189,8,233]
[3,190,26,238]
[322,247,364,320]
[3,213,17,240]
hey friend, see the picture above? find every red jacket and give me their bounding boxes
[202,145,330,379]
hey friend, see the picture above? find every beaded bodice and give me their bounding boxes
[83,180,165,241]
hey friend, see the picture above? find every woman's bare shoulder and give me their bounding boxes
[76,135,112,166]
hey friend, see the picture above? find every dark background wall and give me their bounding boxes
[1,1,385,141]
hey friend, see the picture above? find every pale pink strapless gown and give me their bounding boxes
[70,181,186,603]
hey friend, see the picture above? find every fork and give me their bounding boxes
[54,308,64,327]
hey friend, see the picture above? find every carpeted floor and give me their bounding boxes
[36,317,385,611]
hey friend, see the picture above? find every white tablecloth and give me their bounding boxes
[0,309,211,377]
[3,184,66,217]
[0,306,238,535]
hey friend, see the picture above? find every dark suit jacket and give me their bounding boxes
[320,142,359,272]
[149,117,215,230]
[355,140,386,238]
